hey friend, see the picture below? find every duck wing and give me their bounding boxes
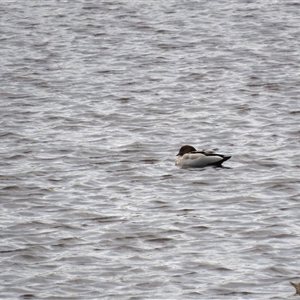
[185,152,230,167]
[192,148,219,155]
[204,153,231,166]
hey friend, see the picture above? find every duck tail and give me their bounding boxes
[216,155,231,166]
[222,155,231,162]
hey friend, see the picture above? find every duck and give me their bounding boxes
[290,282,300,294]
[175,145,231,168]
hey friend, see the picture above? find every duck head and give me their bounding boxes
[176,145,197,156]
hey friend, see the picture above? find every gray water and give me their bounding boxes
[1,1,300,299]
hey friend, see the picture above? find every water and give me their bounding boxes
[1,1,300,299]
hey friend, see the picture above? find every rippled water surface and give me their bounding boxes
[1,1,300,299]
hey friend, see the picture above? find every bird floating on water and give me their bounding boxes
[175,145,231,168]
[290,282,300,294]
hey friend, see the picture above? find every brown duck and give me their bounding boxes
[290,282,300,294]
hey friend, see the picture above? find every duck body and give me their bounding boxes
[175,145,231,168]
